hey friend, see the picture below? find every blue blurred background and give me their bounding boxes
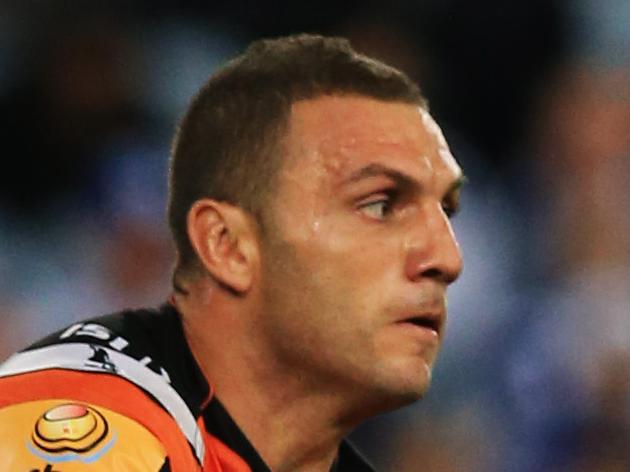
[1,1,629,470]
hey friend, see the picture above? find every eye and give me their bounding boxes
[358,197,392,220]
[441,202,459,219]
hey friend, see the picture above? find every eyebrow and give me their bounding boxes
[343,163,467,198]
[343,163,418,190]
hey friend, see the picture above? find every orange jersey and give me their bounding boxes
[0,304,374,471]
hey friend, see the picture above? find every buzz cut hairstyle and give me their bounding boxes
[168,33,427,284]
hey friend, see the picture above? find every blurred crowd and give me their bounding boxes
[1,1,628,471]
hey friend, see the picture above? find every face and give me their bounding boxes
[255,95,463,413]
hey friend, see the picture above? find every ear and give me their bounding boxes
[187,199,259,294]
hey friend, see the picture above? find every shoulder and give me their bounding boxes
[26,305,175,358]
[0,305,180,408]
[0,305,205,471]
[0,399,169,471]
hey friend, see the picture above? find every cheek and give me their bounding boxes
[266,207,406,324]
[316,225,403,291]
[300,229,402,322]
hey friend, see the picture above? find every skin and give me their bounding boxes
[177,95,463,471]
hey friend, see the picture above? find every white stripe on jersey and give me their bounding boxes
[0,343,205,465]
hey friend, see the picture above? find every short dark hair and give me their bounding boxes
[168,33,426,281]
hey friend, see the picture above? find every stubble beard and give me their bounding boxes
[255,226,436,422]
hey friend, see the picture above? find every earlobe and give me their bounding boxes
[187,199,257,294]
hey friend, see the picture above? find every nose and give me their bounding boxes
[404,203,463,285]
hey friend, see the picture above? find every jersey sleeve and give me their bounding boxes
[0,399,170,471]
[0,368,203,471]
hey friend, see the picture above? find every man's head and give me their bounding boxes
[169,34,463,414]
[168,34,424,283]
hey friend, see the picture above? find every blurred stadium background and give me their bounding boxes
[1,1,629,470]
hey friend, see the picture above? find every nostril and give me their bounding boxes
[421,268,442,279]
[420,266,460,284]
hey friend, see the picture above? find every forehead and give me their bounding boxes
[283,95,460,182]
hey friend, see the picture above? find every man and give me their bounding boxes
[0,34,463,471]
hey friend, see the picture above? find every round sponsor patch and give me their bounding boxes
[33,403,108,453]
[1,398,167,469]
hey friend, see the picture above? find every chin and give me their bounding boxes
[393,373,432,404]
[367,360,434,412]
[337,362,432,425]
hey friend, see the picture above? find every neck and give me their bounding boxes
[174,288,353,472]
[214,376,346,472]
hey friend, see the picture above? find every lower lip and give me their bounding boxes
[396,322,439,342]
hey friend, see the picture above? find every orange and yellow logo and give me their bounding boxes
[33,404,108,453]
[1,399,168,470]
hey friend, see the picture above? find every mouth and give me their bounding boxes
[398,314,442,336]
